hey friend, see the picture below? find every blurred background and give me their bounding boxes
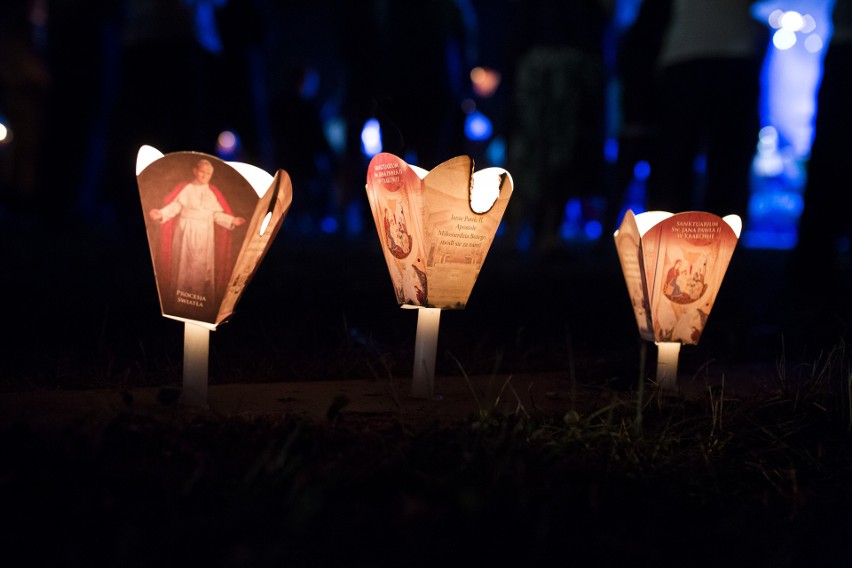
[0,0,847,388]
[0,0,836,244]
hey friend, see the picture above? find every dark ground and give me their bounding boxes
[2,210,852,565]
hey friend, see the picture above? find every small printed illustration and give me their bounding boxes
[402,263,428,305]
[384,202,413,259]
[662,255,709,305]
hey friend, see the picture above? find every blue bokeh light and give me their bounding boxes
[741,0,831,249]
[464,110,493,141]
[360,118,382,157]
[604,138,619,164]
[584,220,603,240]
[485,136,506,166]
[320,216,339,234]
[633,160,651,181]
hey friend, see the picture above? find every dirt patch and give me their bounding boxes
[0,372,617,430]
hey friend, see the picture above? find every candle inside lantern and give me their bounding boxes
[655,341,681,390]
[181,321,210,407]
[410,306,441,399]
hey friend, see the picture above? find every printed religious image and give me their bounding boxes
[137,150,287,326]
[366,153,430,306]
[366,153,513,310]
[384,201,414,259]
[662,256,708,304]
[648,212,739,345]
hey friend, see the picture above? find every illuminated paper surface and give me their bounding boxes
[615,210,741,345]
[136,146,292,328]
[365,153,513,309]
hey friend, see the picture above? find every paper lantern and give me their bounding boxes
[614,210,741,389]
[365,153,513,397]
[136,145,293,405]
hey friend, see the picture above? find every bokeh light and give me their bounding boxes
[464,110,493,141]
[604,138,618,164]
[754,126,784,177]
[485,137,506,166]
[584,220,603,240]
[768,9,784,28]
[320,215,338,234]
[780,11,804,32]
[767,9,821,53]
[470,66,501,98]
[633,160,651,181]
[360,118,382,158]
[216,130,240,160]
[773,28,797,50]
[804,34,823,53]
[758,125,778,150]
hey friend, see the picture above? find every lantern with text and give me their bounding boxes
[365,153,513,398]
[614,210,741,390]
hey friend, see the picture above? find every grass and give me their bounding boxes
[3,342,852,565]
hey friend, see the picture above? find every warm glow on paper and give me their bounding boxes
[365,153,513,309]
[136,146,293,328]
[615,210,740,345]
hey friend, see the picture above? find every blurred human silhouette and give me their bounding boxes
[646,0,767,220]
[614,0,671,220]
[505,0,613,251]
[269,63,334,231]
[0,0,50,213]
[371,1,469,167]
[337,0,470,235]
[336,0,385,235]
[795,0,852,284]
[103,0,232,226]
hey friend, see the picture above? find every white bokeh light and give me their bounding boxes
[360,118,382,157]
[780,11,804,32]
[768,9,784,28]
[758,125,778,150]
[773,28,797,50]
[217,130,237,152]
[804,34,823,53]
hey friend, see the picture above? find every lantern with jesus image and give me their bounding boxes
[365,153,513,398]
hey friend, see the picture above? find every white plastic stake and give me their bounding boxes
[181,321,210,407]
[655,341,681,390]
[411,307,441,399]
